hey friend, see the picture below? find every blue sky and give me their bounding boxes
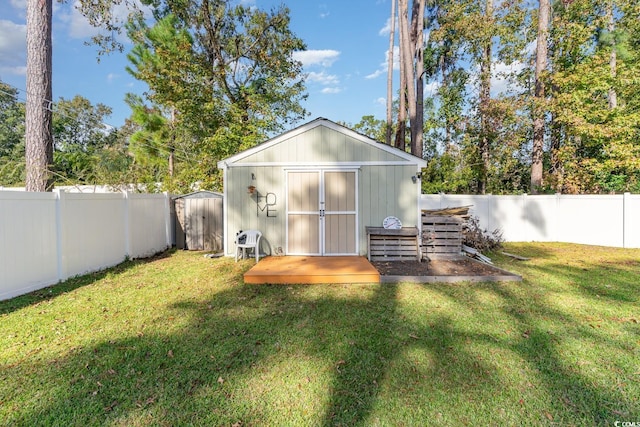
[0,0,399,130]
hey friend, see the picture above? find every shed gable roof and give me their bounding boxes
[217,118,427,169]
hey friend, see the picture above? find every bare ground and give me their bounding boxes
[372,256,518,278]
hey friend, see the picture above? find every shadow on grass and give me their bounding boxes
[0,250,174,316]
[2,252,638,425]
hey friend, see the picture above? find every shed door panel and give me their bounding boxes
[323,171,357,255]
[287,171,321,255]
[286,170,357,255]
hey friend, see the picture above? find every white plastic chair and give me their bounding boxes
[235,230,263,262]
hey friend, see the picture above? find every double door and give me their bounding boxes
[286,170,357,255]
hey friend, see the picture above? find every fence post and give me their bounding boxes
[54,189,67,283]
[164,192,172,248]
[123,190,131,258]
[521,193,528,242]
[555,193,561,242]
[623,192,630,248]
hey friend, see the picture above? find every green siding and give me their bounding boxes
[225,166,288,256]
[223,122,423,257]
[236,125,409,164]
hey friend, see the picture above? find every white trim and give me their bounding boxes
[217,118,427,169]
[222,166,229,255]
[231,161,418,168]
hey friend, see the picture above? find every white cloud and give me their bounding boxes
[0,20,27,74]
[378,17,397,36]
[58,1,152,41]
[365,69,384,80]
[10,0,26,8]
[365,46,398,80]
[292,49,340,67]
[58,2,101,39]
[424,81,440,96]
[107,73,119,83]
[318,4,330,18]
[491,60,527,95]
[307,71,339,86]
[375,97,386,105]
[321,87,341,94]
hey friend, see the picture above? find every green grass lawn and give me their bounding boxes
[1,243,638,426]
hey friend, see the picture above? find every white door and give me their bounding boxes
[286,170,357,255]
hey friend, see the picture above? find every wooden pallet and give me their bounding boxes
[366,226,421,262]
[422,214,463,255]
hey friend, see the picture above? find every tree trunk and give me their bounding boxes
[478,0,493,195]
[169,107,175,177]
[395,65,407,150]
[607,0,617,109]
[413,0,425,159]
[395,0,407,150]
[386,0,396,145]
[531,0,550,194]
[399,0,417,154]
[25,0,54,191]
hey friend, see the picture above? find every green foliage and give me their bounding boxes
[0,82,26,186]
[120,2,308,192]
[346,115,387,142]
[545,0,640,193]
[49,95,118,186]
[420,0,532,195]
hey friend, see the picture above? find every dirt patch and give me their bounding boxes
[372,256,521,282]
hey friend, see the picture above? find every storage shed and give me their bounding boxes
[173,191,223,251]
[217,118,427,258]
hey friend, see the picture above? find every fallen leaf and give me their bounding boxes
[232,422,242,427]
[522,330,530,339]
[218,377,225,384]
[167,350,174,358]
[409,334,419,339]
[544,411,553,421]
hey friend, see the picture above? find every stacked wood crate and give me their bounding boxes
[421,207,469,257]
[366,226,421,261]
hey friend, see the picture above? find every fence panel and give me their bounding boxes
[0,192,59,300]
[556,195,624,247]
[1,191,171,301]
[625,194,640,248]
[60,192,127,281]
[421,193,639,248]
[128,193,171,258]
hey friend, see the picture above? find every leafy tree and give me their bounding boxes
[421,0,531,195]
[50,95,117,185]
[531,0,550,193]
[546,0,640,193]
[0,82,26,186]
[347,116,387,142]
[120,1,307,192]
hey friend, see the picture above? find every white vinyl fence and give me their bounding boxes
[1,190,172,301]
[421,193,640,249]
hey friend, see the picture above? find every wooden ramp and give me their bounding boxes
[243,256,380,284]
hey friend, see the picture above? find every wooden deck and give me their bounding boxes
[243,256,381,284]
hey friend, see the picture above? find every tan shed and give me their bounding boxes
[217,118,427,259]
[173,191,223,251]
